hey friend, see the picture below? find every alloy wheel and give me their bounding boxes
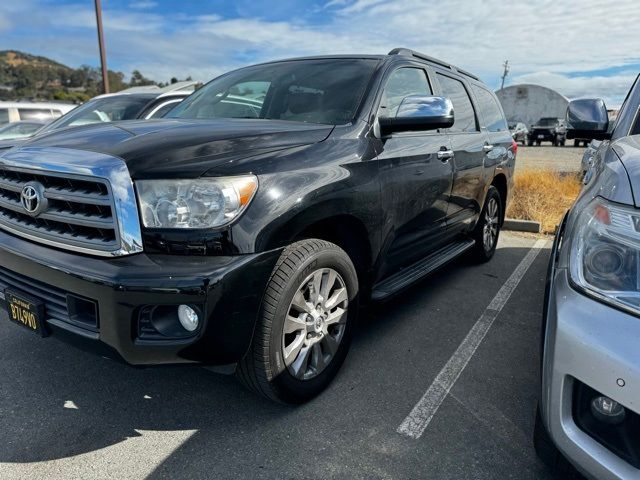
[483,197,499,252]
[282,268,348,380]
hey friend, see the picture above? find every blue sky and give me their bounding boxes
[1,0,639,106]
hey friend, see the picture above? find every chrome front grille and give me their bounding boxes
[0,168,119,252]
[0,147,143,257]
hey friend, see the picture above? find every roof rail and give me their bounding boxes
[388,48,480,81]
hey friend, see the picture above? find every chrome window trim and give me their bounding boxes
[144,99,183,119]
[0,146,143,257]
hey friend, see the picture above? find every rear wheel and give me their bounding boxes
[469,186,501,263]
[236,239,358,403]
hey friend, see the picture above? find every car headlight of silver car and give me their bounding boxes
[570,196,640,313]
[136,176,258,229]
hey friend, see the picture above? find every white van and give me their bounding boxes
[0,102,76,126]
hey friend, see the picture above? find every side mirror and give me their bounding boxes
[379,95,454,135]
[566,98,610,140]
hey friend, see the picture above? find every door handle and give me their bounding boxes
[437,149,454,161]
[483,144,494,153]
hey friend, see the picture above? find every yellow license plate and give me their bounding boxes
[5,289,46,336]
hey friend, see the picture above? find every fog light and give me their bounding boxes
[177,305,199,332]
[591,396,626,425]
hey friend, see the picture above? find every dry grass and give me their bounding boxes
[506,169,582,234]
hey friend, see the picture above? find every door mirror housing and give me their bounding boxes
[379,95,454,135]
[566,98,610,140]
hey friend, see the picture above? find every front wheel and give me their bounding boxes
[236,239,358,403]
[469,186,501,263]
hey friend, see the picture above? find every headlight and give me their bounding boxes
[136,176,257,229]
[570,197,640,313]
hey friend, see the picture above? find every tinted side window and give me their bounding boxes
[378,68,432,118]
[0,108,8,125]
[471,85,508,132]
[18,108,53,121]
[436,74,477,132]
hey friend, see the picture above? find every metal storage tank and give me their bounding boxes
[495,84,569,128]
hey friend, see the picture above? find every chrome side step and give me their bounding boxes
[371,239,475,301]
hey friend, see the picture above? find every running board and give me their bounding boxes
[371,239,475,301]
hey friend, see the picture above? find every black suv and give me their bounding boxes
[0,49,515,403]
[528,117,567,146]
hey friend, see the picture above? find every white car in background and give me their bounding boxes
[0,81,198,150]
[0,101,75,126]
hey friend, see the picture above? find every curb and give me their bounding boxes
[503,218,541,233]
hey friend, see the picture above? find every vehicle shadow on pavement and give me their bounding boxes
[0,241,576,479]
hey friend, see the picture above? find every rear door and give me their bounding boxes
[469,83,513,195]
[435,72,488,234]
[375,65,454,274]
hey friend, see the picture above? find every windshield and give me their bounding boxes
[537,117,557,126]
[168,59,379,125]
[39,95,152,133]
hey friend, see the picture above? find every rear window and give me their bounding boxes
[18,108,53,121]
[0,108,8,125]
[436,74,477,133]
[471,85,508,132]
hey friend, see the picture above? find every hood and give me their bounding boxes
[17,118,334,178]
[613,135,640,208]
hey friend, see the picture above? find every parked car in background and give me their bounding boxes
[0,82,195,151]
[0,120,47,140]
[0,49,515,404]
[0,101,75,126]
[528,117,566,146]
[509,121,528,145]
[537,79,640,479]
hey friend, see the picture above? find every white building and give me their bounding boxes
[496,84,569,127]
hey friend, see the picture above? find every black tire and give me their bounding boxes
[469,186,501,263]
[536,140,542,146]
[534,405,577,477]
[236,239,358,404]
[574,139,580,147]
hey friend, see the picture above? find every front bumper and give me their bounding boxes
[531,130,556,141]
[0,229,281,365]
[542,265,640,479]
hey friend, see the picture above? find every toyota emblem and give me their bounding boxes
[20,182,46,216]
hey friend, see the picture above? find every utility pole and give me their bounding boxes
[500,60,510,90]
[94,0,109,93]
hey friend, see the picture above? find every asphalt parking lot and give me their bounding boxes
[0,232,563,480]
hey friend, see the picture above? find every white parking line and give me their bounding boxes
[397,238,548,439]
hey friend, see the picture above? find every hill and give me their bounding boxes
[0,50,156,102]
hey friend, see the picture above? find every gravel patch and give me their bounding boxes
[516,145,584,173]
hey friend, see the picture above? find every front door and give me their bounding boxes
[374,66,454,276]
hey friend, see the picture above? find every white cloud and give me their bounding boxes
[1,0,639,101]
[129,0,157,9]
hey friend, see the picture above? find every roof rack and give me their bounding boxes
[388,48,480,81]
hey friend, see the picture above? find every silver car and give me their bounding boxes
[537,77,640,479]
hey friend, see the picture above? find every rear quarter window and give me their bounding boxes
[18,108,53,121]
[471,85,508,132]
[0,108,8,125]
